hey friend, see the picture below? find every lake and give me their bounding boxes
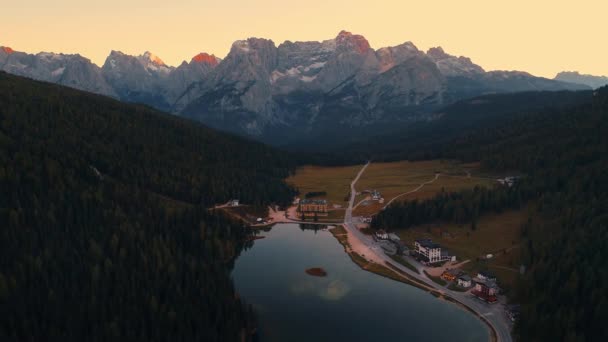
[232,223,489,342]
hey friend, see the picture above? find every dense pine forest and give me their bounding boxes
[0,72,297,341]
[372,88,608,340]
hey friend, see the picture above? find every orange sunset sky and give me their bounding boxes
[3,0,607,78]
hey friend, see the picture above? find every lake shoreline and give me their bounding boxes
[327,225,497,342]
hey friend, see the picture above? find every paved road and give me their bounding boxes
[343,162,512,342]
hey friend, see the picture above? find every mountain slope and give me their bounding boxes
[555,71,608,89]
[0,72,295,341]
[309,90,593,162]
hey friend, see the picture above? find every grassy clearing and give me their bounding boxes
[396,209,525,261]
[353,160,495,216]
[389,255,420,274]
[397,209,526,289]
[325,209,346,221]
[424,270,448,286]
[286,164,363,206]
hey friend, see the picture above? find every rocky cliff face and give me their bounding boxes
[0,47,115,96]
[164,53,220,106]
[101,51,175,111]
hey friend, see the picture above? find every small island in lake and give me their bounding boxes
[305,267,328,277]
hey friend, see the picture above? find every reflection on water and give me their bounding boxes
[319,279,351,301]
[233,223,488,342]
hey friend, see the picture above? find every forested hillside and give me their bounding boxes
[312,90,592,165]
[0,72,296,341]
[372,87,608,340]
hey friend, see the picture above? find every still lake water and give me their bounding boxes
[232,223,488,342]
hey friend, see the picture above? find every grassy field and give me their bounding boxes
[286,160,496,218]
[286,164,363,206]
[353,160,495,216]
[396,209,527,289]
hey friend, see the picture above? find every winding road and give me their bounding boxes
[343,162,512,342]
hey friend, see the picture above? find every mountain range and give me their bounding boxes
[0,31,592,145]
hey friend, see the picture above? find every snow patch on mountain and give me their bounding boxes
[52,67,66,77]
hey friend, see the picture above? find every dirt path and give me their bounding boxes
[383,173,440,208]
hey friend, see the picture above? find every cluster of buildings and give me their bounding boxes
[440,269,501,303]
[297,199,328,218]
[471,270,500,303]
[413,239,456,265]
[374,230,409,255]
[441,269,473,288]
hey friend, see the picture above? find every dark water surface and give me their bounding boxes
[233,224,488,342]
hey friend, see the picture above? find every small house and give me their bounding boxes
[472,280,499,303]
[441,269,461,281]
[457,274,472,288]
[229,199,240,207]
[375,229,389,240]
[388,233,401,242]
[477,270,497,282]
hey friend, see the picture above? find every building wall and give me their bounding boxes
[297,203,329,217]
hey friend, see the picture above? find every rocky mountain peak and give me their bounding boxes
[1,46,14,55]
[191,52,220,66]
[140,51,167,67]
[231,38,276,54]
[376,42,423,72]
[335,30,371,54]
[426,47,484,76]
[426,47,450,60]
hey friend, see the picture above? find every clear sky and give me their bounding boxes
[3,0,606,77]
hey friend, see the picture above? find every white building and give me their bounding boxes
[477,270,497,282]
[375,229,389,240]
[457,274,472,288]
[414,239,455,264]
